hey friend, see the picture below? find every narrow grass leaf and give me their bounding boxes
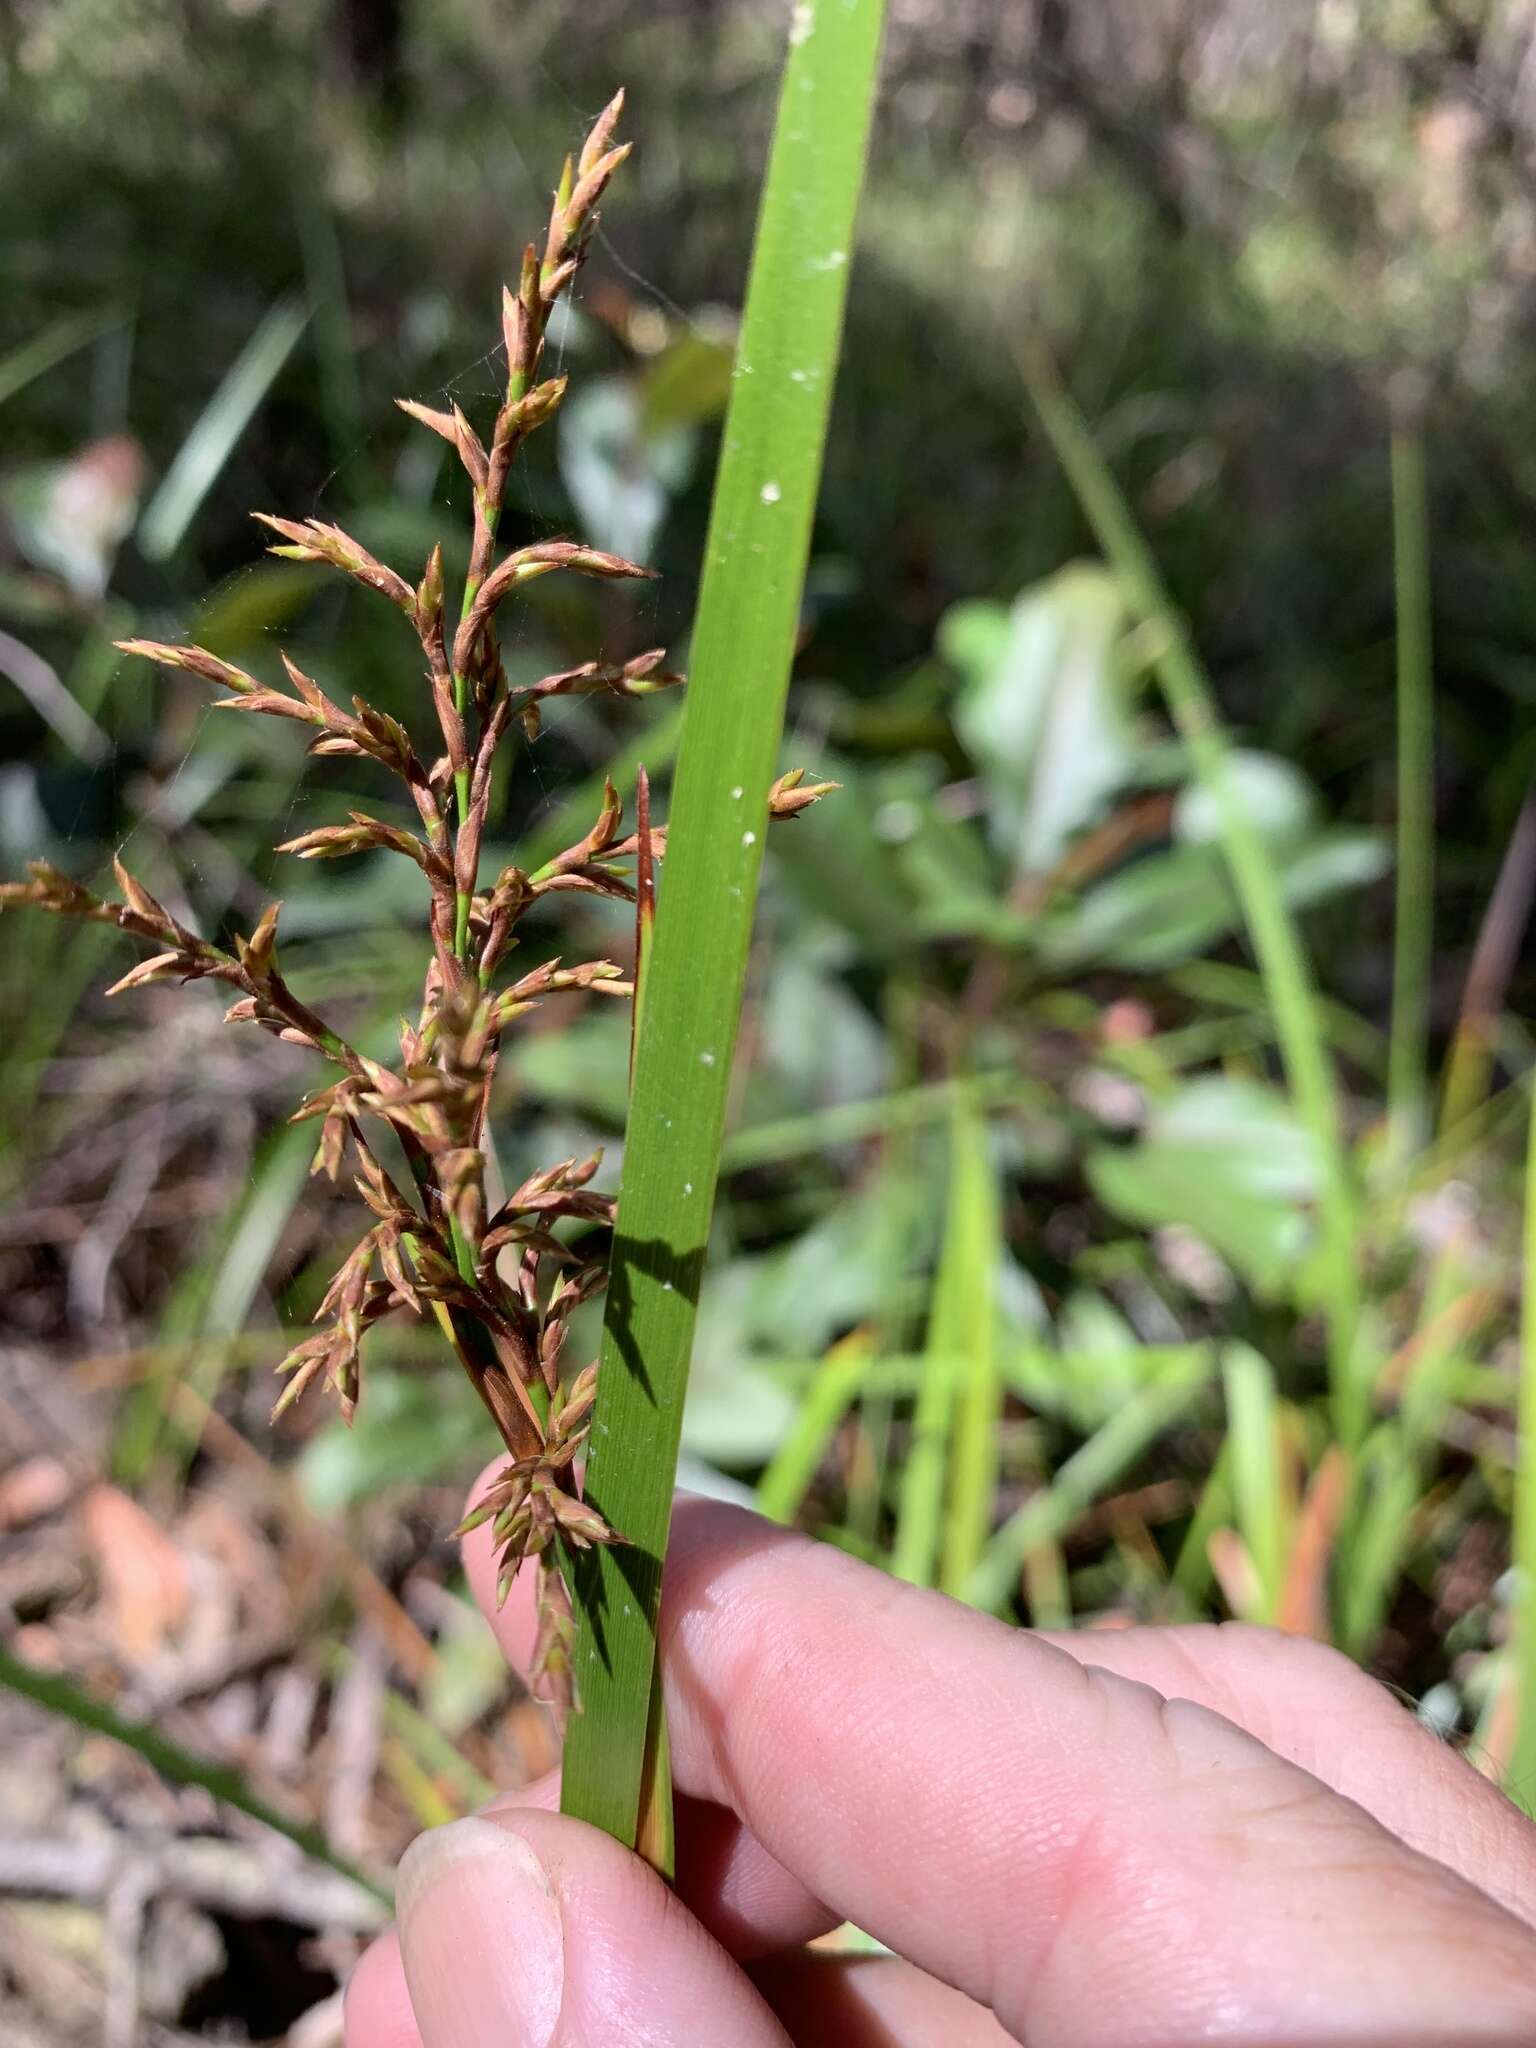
[0,1642,389,1905]
[967,1348,1216,1613]
[560,0,889,1854]
[756,1328,875,1524]
[1220,1342,1286,1623]
[892,1099,993,1591]
[1171,1440,1232,1612]
[1339,1240,1477,1656]
[0,305,125,411]
[116,1120,314,1483]
[138,298,309,561]
[939,1097,1004,1599]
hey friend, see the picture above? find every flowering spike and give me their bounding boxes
[3,101,838,1688]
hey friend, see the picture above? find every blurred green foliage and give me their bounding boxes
[4,0,1536,1746]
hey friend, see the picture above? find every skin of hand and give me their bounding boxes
[344,1480,1536,2048]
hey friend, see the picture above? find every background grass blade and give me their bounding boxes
[967,1347,1217,1612]
[1019,343,1368,1451]
[756,1328,875,1525]
[138,296,309,561]
[889,1105,967,1589]
[0,304,125,410]
[940,1095,1003,1600]
[560,0,889,1853]
[0,1642,389,1905]
[115,1120,315,1484]
[888,1090,1002,1595]
[1388,405,1434,1160]
[1221,1342,1286,1624]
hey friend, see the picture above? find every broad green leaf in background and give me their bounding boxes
[1173,749,1316,847]
[875,758,1026,941]
[757,940,891,1111]
[193,559,326,649]
[766,751,920,957]
[1086,1075,1320,1293]
[744,1171,927,1355]
[1037,1289,1160,1431]
[559,375,698,564]
[1040,842,1240,971]
[680,1263,801,1467]
[1273,829,1391,907]
[942,562,1133,875]
[1041,827,1388,973]
[504,1005,634,1129]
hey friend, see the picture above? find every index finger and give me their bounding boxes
[467,1491,1536,1932]
[501,1499,1536,2043]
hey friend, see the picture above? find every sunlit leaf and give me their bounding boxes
[1087,1076,1320,1293]
[942,562,1133,875]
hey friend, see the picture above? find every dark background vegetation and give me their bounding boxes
[2,2,1536,2041]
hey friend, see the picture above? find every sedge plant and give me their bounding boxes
[0,95,830,1713]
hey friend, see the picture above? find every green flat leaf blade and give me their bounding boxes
[561,1,890,1852]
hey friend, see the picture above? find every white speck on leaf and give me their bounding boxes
[731,785,744,800]
[742,830,757,846]
[700,1050,716,1066]
[760,480,781,505]
[683,1181,694,1195]
[790,1,813,44]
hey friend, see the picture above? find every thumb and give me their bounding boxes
[396,1809,791,2048]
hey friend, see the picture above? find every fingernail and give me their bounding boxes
[398,1816,564,2048]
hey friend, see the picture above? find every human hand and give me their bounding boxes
[345,1488,1536,2045]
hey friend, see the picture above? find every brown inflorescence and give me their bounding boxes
[0,93,835,1714]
